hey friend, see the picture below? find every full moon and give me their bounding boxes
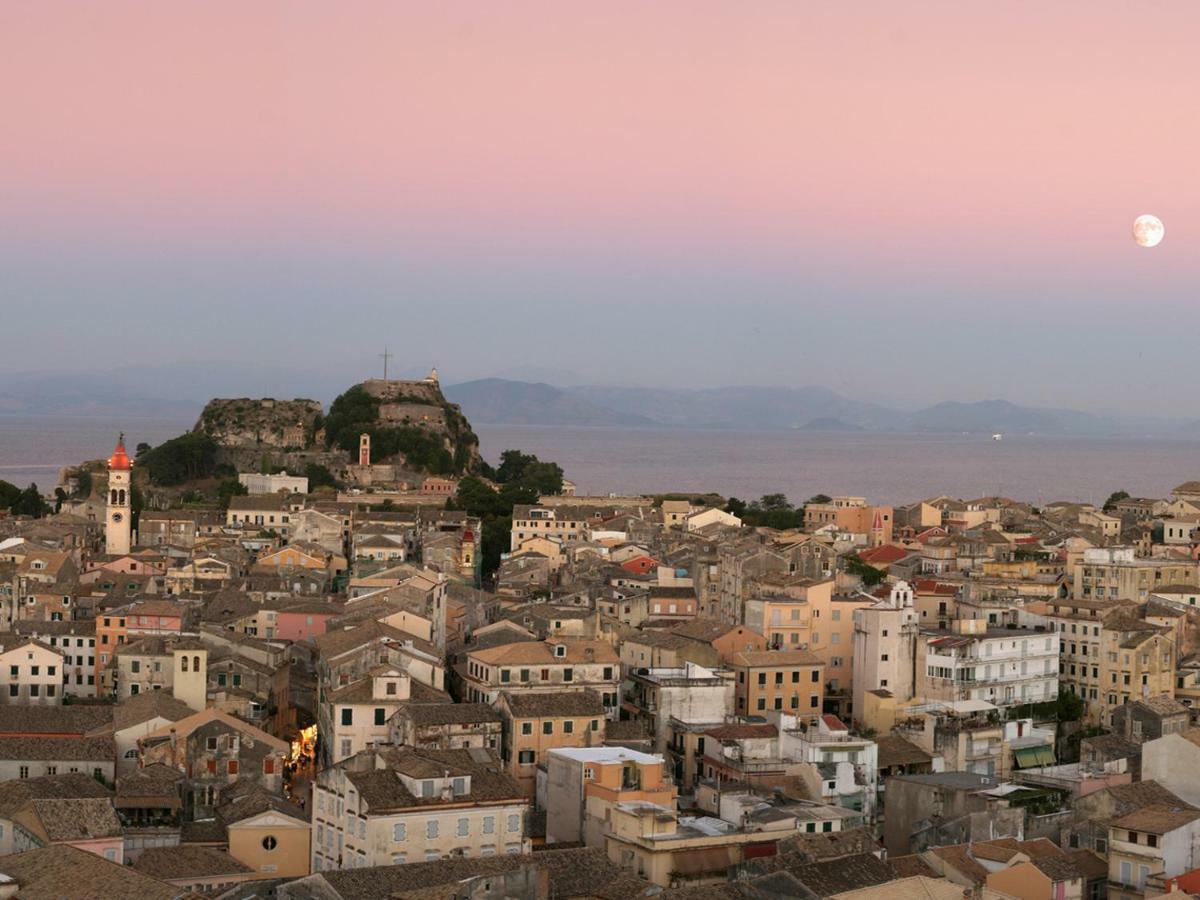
[1133,214,1165,248]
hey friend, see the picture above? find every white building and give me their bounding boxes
[311,746,529,871]
[238,472,310,495]
[0,640,66,706]
[917,620,1060,708]
[775,712,879,819]
[321,666,412,765]
[851,581,920,722]
[625,663,735,754]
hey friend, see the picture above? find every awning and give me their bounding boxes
[670,846,736,876]
[1014,745,1055,768]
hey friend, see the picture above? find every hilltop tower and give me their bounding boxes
[359,433,371,466]
[105,435,132,556]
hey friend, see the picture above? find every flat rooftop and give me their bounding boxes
[549,747,663,765]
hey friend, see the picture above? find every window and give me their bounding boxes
[452,777,466,796]
[500,669,511,683]
[520,669,530,682]
[603,666,613,680]
[811,670,819,682]
[758,673,767,686]
[427,820,439,838]
[7,686,16,698]
[590,719,599,731]
[518,750,535,765]
[228,760,239,775]
[756,698,766,711]
[563,669,573,682]
[543,721,553,735]
[207,737,218,751]
[341,708,353,726]
[29,685,38,697]
[457,817,469,836]
[422,780,434,798]
[340,739,352,758]
[483,816,495,834]
[393,823,406,842]
[262,835,278,851]
[375,708,386,726]
[18,767,28,779]
[563,720,574,734]
[521,722,533,735]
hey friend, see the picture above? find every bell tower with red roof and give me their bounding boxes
[105,433,132,555]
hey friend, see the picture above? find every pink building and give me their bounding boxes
[274,604,338,642]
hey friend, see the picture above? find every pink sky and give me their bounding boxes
[2,3,1199,405]
[5,3,1197,254]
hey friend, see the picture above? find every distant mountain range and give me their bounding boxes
[447,379,1200,438]
[4,365,1200,439]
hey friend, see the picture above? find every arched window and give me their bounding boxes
[181,656,189,672]
[118,490,126,505]
[193,656,201,672]
[110,489,118,504]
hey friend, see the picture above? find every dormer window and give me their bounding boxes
[554,645,566,658]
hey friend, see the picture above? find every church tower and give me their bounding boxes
[359,433,371,466]
[105,435,132,556]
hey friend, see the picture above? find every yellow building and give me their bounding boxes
[742,577,834,650]
[496,690,606,798]
[223,791,311,879]
[729,649,824,717]
[1098,618,1176,727]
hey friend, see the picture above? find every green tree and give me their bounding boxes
[448,450,564,579]
[0,480,20,510]
[844,553,885,587]
[10,484,48,518]
[1055,688,1085,722]
[139,433,220,485]
[217,477,248,509]
[305,464,339,491]
[72,469,93,499]
[808,494,832,504]
[1103,490,1130,512]
[737,494,804,529]
[725,497,747,517]
[495,450,538,484]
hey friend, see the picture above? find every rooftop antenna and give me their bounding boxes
[379,347,393,380]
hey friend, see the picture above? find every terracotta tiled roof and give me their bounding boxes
[134,845,253,880]
[730,649,823,668]
[500,690,604,719]
[1111,804,1200,834]
[0,845,178,899]
[704,723,777,740]
[470,639,617,666]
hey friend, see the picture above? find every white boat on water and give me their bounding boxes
[992,433,1003,441]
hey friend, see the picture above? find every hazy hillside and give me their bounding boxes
[565,384,903,430]
[446,379,656,427]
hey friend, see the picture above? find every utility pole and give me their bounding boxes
[379,347,393,380]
